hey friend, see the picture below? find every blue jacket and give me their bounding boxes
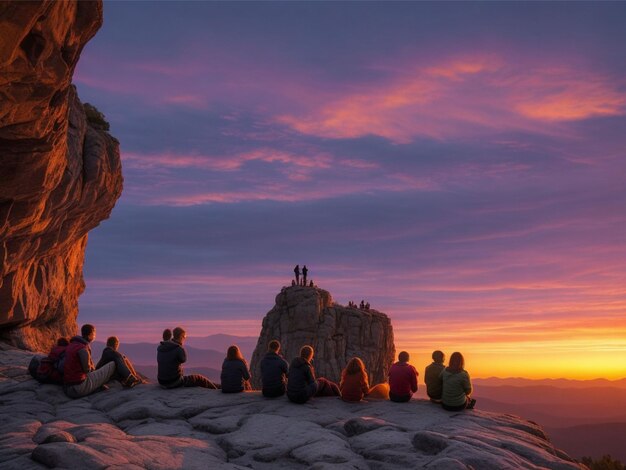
[157,340,186,385]
[220,358,250,393]
[260,351,289,391]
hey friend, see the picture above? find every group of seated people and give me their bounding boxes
[36,323,475,411]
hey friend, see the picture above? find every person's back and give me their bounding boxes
[260,341,289,397]
[287,356,314,400]
[340,371,368,402]
[157,338,186,386]
[441,351,475,411]
[425,350,446,402]
[221,358,250,393]
[425,362,445,400]
[388,351,418,402]
[441,369,471,407]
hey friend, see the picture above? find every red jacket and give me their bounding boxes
[388,361,418,397]
[340,372,369,402]
[63,337,90,385]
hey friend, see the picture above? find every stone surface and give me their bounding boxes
[0,347,586,469]
[249,286,395,388]
[0,1,123,351]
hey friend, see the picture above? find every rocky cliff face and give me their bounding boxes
[0,1,122,351]
[249,285,396,389]
[0,346,586,469]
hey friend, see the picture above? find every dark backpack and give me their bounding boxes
[29,346,66,384]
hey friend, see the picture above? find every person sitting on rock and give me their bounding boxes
[96,336,142,387]
[360,300,365,309]
[157,326,218,389]
[162,328,172,342]
[441,351,476,411]
[424,350,446,403]
[63,324,116,398]
[388,351,418,403]
[220,345,251,393]
[260,339,289,398]
[287,345,340,404]
[340,357,389,402]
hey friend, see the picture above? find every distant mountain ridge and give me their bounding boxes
[475,377,626,388]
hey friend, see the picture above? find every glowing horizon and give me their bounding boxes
[75,2,626,382]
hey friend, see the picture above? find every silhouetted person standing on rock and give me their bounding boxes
[302,265,308,286]
[157,327,218,389]
[294,265,300,286]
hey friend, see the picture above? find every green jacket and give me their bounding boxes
[424,362,445,399]
[440,368,472,407]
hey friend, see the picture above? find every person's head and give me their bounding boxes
[57,337,69,346]
[106,336,120,350]
[162,329,172,341]
[398,351,410,363]
[227,345,244,361]
[172,327,186,344]
[448,352,465,372]
[344,357,366,376]
[268,340,280,353]
[432,350,445,364]
[81,324,96,342]
[300,345,314,361]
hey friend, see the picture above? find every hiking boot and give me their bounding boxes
[123,375,141,388]
[467,398,477,409]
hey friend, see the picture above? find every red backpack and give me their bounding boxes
[29,345,67,384]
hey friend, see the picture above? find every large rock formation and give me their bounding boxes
[0,1,122,351]
[249,285,395,389]
[0,346,586,469]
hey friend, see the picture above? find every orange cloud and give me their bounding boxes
[277,55,626,143]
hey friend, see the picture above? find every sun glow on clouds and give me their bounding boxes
[278,56,626,143]
[74,2,626,380]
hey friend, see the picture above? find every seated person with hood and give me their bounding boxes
[287,345,340,404]
[340,357,389,402]
[63,324,116,398]
[424,350,446,403]
[157,326,218,389]
[220,345,251,393]
[441,351,476,411]
[260,339,289,398]
[96,336,142,387]
[388,351,418,403]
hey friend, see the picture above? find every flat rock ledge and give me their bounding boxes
[0,346,584,469]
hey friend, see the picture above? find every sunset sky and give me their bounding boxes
[75,2,626,380]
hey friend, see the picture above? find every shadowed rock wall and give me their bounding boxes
[250,285,396,388]
[0,1,122,351]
